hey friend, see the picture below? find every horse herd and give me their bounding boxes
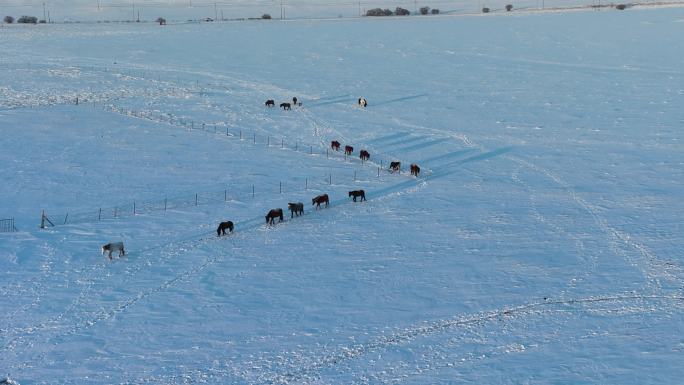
[265,96,301,111]
[330,140,420,176]
[215,191,369,236]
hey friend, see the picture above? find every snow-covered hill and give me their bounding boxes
[1,7,683,384]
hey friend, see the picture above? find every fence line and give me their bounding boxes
[0,218,18,232]
[41,163,403,227]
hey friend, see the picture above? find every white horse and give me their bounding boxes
[102,242,125,260]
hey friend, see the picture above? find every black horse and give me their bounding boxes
[217,221,234,236]
[349,190,366,202]
[389,161,401,173]
[292,96,298,106]
[266,208,284,224]
[280,102,291,110]
[288,202,304,218]
[265,99,275,107]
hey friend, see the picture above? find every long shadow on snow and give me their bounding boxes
[416,148,478,166]
[371,94,428,107]
[394,138,449,153]
[305,95,356,108]
[364,132,412,145]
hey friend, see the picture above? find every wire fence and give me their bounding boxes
[39,98,421,228]
[0,218,18,232]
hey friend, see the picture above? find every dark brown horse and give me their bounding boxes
[266,208,284,224]
[288,202,304,218]
[217,221,234,236]
[265,99,275,107]
[312,194,329,209]
[410,164,420,176]
[280,102,291,110]
[389,161,401,173]
[359,149,370,161]
[349,190,366,202]
[345,145,354,155]
[331,140,340,151]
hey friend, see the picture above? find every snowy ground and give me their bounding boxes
[1,6,684,385]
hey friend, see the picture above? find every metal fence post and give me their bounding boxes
[164,198,167,211]
[252,185,255,198]
[133,202,136,215]
[279,181,282,194]
[99,208,102,221]
[253,132,256,144]
[195,193,198,206]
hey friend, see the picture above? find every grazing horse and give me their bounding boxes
[410,164,421,177]
[349,190,366,202]
[101,242,125,260]
[359,149,370,161]
[389,161,401,173]
[266,208,284,224]
[331,140,341,151]
[345,145,354,155]
[288,202,304,218]
[265,99,275,107]
[280,102,291,110]
[312,193,329,209]
[358,97,367,107]
[217,221,234,236]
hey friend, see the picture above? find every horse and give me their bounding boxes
[288,202,304,218]
[359,149,370,161]
[292,96,298,106]
[331,140,341,151]
[101,242,125,260]
[312,193,329,209]
[265,99,275,107]
[349,190,366,202]
[345,145,354,155]
[389,161,401,173]
[217,221,234,236]
[410,164,421,177]
[266,208,284,224]
[280,102,291,110]
[358,97,367,107]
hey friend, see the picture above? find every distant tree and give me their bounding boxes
[431,8,440,14]
[615,4,626,9]
[4,16,14,23]
[505,4,513,11]
[261,13,272,19]
[420,6,430,15]
[156,17,166,25]
[17,15,38,24]
[366,8,393,16]
[482,7,490,13]
[395,7,410,15]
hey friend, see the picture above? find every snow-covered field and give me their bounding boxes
[1,7,684,384]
